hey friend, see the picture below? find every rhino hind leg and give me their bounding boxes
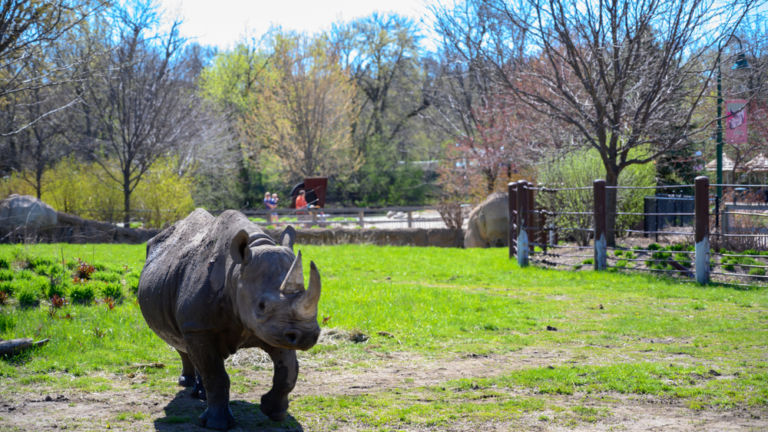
[260,346,299,422]
[191,372,206,400]
[177,350,196,388]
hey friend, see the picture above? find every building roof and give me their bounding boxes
[705,154,736,171]
[745,153,768,172]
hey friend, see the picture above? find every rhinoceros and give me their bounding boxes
[137,209,321,430]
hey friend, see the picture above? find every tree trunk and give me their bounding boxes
[123,175,131,227]
[605,169,618,247]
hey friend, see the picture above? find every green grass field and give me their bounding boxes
[0,243,767,431]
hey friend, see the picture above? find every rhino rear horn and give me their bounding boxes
[279,251,305,295]
[295,261,321,319]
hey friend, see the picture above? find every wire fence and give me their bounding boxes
[513,179,768,288]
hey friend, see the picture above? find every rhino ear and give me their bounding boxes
[230,229,251,265]
[279,226,296,251]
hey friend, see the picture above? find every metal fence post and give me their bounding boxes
[508,182,517,258]
[695,176,710,285]
[517,180,529,267]
[593,179,607,270]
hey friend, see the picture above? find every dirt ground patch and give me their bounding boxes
[1,346,766,431]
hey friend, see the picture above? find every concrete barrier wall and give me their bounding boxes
[265,227,464,248]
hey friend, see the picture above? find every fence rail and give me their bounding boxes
[237,205,466,229]
[509,178,768,287]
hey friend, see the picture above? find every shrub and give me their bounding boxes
[0,256,10,269]
[47,280,70,300]
[748,267,766,276]
[92,272,122,283]
[0,311,15,332]
[132,157,196,228]
[70,283,95,305]
[27,256,54,271]
[125,273,140,295]
[17,284,40,308]
[537,147,655,245]
[75,259,95,281]
[0,280,14,296]
[16,269,36,280]
[0,269,13,281]
[100,282,123,300]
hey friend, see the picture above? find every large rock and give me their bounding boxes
[464,192,509,248]
[0,194,57,238]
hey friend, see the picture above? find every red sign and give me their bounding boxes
[725,99,748,144]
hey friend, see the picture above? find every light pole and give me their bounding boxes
[715,35,749,228]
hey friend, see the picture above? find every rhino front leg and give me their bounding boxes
[177,350,196,387]
[185,335,235,430]
[260,346,298,422]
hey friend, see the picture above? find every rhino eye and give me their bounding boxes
[258,300,266,312]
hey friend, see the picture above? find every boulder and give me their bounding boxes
[0,194,57,238]
[464,192,509,248]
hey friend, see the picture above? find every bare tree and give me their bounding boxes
[0,0,106,176]
[436,0,760,245]
[78,1,209,224]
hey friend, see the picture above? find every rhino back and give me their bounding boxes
[138,209,265,351]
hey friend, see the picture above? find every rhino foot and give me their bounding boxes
[191,374,207,400]
[178,374,195,387]
[198,405,235,430]
[260,391,288,421]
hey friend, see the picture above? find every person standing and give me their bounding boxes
[270,193,279,222]
[295,190,307,211]
[264,192,275,223]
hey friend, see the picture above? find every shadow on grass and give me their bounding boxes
[154,389,304,432]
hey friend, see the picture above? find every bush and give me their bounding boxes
[47,280,70,300]
[537,147,655,245]
[0,311,15,332]
[70,283,95,305]
[125,273,140,295]
[0,280,14,296]
[17,284,40,308]
[16,269,36,280]
[749,267,766,276]
[92,272,122,283]
[0,269,13,281]
[0,256,10,269]
[132,157,196,228]
[100,282,123,300]
[27,256,54,271]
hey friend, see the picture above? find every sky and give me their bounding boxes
[157,0,438,50]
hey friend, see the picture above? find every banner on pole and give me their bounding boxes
[725,99,748,144]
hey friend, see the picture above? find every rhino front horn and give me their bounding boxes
[280,251,305,295]
[295,261,321,319]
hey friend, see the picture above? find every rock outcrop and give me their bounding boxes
[463,192,509,248]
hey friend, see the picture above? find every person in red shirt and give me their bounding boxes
[295,190,308,211]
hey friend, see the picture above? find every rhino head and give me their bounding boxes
[229,227,321,351]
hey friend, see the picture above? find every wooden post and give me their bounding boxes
[508,182,517,258]
[695,176,710,284]
[593,179,607,270]
[517,180,529,267]
[407,211,413,228]
[358,211,365,228]
[527,181,535,253]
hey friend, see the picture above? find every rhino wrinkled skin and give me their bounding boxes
[138,209,321,430]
